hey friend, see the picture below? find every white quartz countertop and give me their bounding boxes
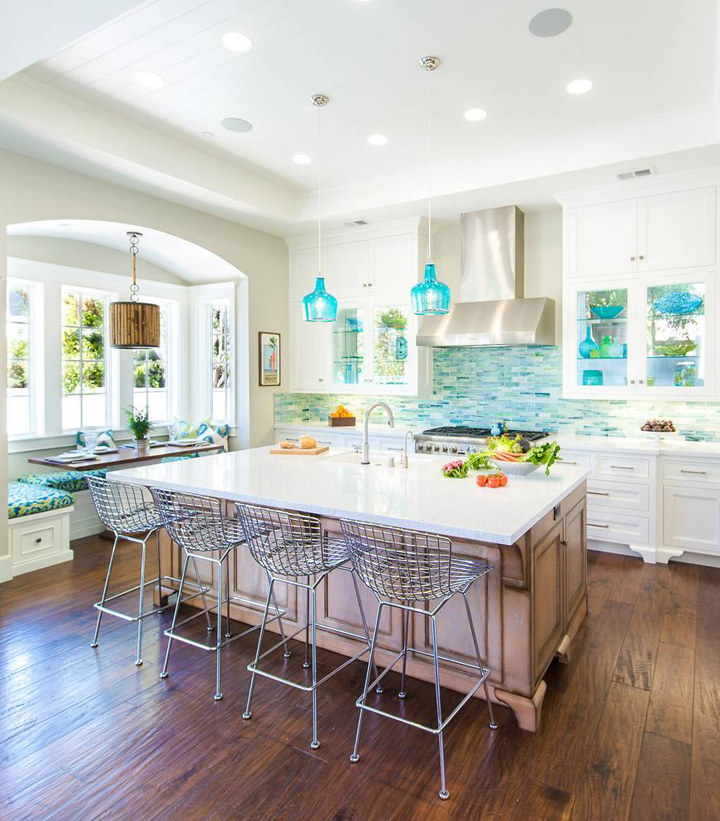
[113,445,590,545]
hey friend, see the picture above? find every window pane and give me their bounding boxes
[374,306,409,386]
[7,324,28,359]
[8,286,29,319]
[134,362,147,388]
[147,390,168,422]
[7,360,28,389]
[62,328,81,358]
[213,391,227,421]
[213,363,226,389]
[82,329,104,360]
[82,296,104,328]
[62,394,81,430]
[83,362,105,391]
[7,396,31,435]
[62,362,81,394]
[82,394,106,427]
[148,361,166,388]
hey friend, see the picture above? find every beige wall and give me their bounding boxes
[0,148,289,581]
[432,208,563,341]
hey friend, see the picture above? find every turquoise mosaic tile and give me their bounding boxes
[274,347,720,441]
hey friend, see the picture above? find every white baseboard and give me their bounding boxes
[11,549,74,577]
[0,554,13,583]
[588,540,645,559]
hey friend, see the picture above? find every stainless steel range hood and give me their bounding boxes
[416,206,555,347]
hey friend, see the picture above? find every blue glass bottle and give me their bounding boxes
[411,263,451,315]
[578,326,599,359]
[302,277,338,322]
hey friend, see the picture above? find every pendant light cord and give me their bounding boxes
[317,101,323,276]
[426,64,432,263]
[128,232,140,303]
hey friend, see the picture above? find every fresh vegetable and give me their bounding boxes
[476,474,488,487]
[486,475,501,488]
[497,472,508,487]
[523,442,562,476]
[466,452,493,471]
[442,460,469,478]
[477,471,507,488]
[486,434,528,454]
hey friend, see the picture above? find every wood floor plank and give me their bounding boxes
[570,682,649,821]
[659,562,698,650]
[645,641,695,745]
[509,778,575,821]
[629,732,691,821]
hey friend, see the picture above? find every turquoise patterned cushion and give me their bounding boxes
[76,429,117,449]
[197,423,230,451]
[170,418,210,441]
[18,468,107,493]
[161,453,200,464]
[8,482,73,519]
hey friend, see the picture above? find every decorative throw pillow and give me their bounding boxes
[197,422,231,451]
[76,429,117,449]
[170,418,210,441]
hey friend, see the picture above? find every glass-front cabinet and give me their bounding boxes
[564,272,715,398]
[330,304,365,388]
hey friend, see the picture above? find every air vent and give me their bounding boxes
[344,219,369,227]
[617,167,655,181]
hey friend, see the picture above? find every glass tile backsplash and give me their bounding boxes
[274,346,720,441]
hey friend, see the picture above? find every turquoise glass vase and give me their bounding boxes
[578,326,599,359]
[302,277,338,322]
[411,263,451,315]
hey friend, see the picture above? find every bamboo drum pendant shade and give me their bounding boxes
[111,231,160,349]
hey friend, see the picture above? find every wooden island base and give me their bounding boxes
[155,481,587,733]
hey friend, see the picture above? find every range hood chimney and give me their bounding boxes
[416,205,555,347]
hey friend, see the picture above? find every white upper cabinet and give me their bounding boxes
[325,240,373,300]
[289,247,321,303]
[566,185,717,279]
[289,303,326,391]
[371,234,416,297]
[567,200,638,278]
[638,187,716,272]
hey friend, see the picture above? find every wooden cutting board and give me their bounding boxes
[269,445,329,456]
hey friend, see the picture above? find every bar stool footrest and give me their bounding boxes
[93,574,210,622]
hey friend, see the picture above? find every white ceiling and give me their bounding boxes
[2,0,720,235]
[8,220,244,284]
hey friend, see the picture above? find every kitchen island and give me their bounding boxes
[115,446,590,732]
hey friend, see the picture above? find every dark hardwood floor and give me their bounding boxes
[1,537,718,820]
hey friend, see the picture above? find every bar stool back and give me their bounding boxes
[236,502,378,750]
[340,518,497,801]
[151,487,286,701]
[87,476,205,667]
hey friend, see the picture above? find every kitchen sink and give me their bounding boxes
[325,450,435,467]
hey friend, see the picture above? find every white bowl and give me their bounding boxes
[489,458,539,477]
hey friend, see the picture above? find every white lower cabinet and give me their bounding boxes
[663,485,720,555]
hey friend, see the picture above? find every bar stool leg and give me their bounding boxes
[214,559,224,701]
[191,555,213,632]
[91,534,119,648]
[155,529,162,614]
[398,609,410,699]
[303,576,311,669]
[271,576,290,658]
[224,555,232,639]
[310,585,320,749]
[350,571,382,694]
[430,615,449,800]
[160,553,189,679]
[350,604,384,764]
[135,536,148,666]
[243,579,275,720]
[462,592,497,730]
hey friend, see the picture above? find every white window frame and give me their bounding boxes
[131,298,177,425]
[6,278,43,439]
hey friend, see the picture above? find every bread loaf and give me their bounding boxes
[298,435,317,450]
[279,440,296,450]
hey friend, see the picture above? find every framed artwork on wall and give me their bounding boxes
[259,332,281,386]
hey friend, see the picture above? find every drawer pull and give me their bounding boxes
[588,491,610,496]
[564,460,578,465]
[611,465,634,470]
[588,522,609,529]
[680,469,707,475]
[386,447,404,452]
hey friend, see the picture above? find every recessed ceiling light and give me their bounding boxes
[293,154,312,165]
[529,8,572,37]
[464,108,488,122]
[367,134,388,146]
[201,131,214,138]
[566,78,593,95]
[134,71,165,90]
[222,31,253,52]
[221,117,253,133]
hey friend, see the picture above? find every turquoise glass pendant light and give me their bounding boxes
[412,56,450,317]
[302,94,337,323]
[303,276,337,322]
[411,263,451,315]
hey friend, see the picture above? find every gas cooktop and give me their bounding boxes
[414,426,548,455]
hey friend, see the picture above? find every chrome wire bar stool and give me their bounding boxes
[87,476,210,667]
[152,488,288,701]
[340,519,497,801]
[236,502,379,750]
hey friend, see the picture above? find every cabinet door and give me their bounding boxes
[563,498,586,621]
[638,187,716,272]
[290,247,321,303]
[639,274,714,397]
[664,485,720,555]
[328,301,366,391]
[289,304,327,391]
[533,521,564,675]
[567,200,638,278]
[371,234,416,298]
[368,300,414,393]
[325,241,373,300]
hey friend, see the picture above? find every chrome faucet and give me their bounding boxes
[402,431,414,468]
[361,402,395,464]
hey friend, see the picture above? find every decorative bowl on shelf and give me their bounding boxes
[652,292,703,316]
[582,369,603,386]
[589,306,625,319]
[489,459,539,477]
[655,341,698,357]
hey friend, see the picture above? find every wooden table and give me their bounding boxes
[29,442,225,471]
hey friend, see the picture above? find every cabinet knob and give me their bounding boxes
[318,378,323,382]
[630,380,636,384]
[638,255,644,260]
[630,256,636,261]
